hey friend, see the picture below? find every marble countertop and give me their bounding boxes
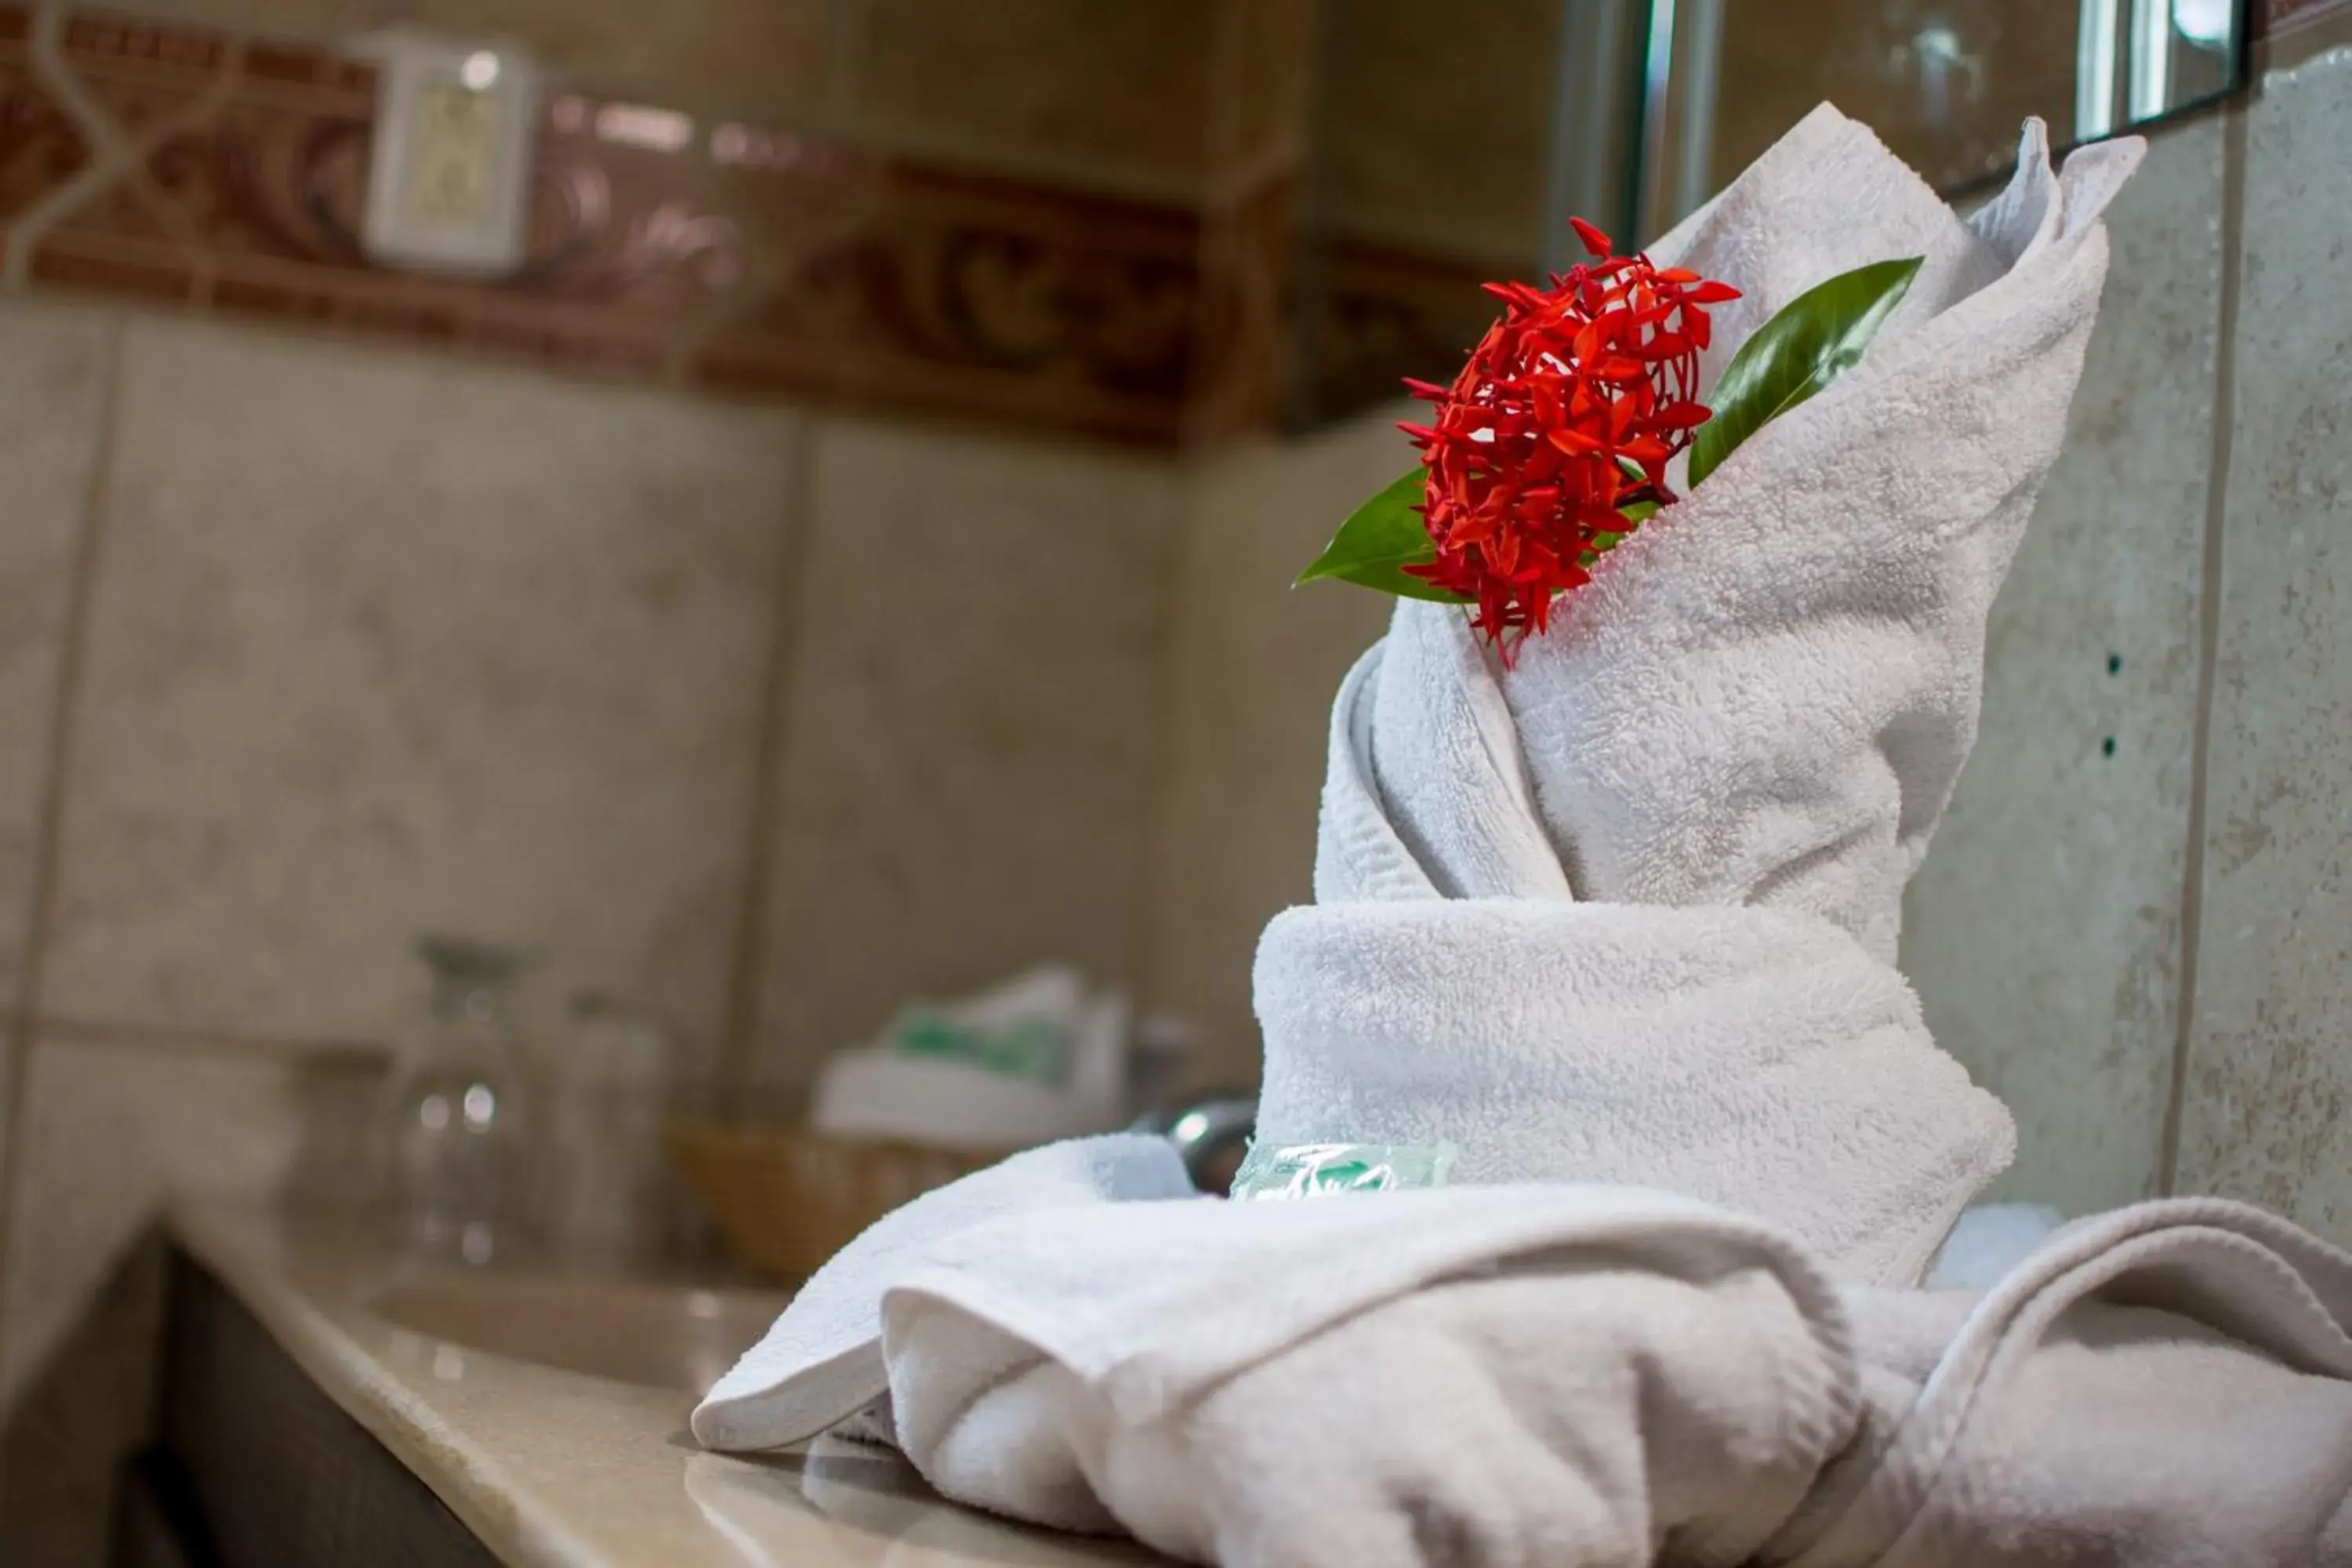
[168,1200,1165,1568]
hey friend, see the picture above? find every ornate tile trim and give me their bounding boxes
[0,3,1517,446]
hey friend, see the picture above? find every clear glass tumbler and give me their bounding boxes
[377,935,537,1266]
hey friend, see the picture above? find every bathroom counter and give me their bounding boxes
[166,1200,1165,1568]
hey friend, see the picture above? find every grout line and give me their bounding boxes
[713,416,824,1111]
[1134,0,1254,1029]
[0,312,129,1363]
[2157,96,2251,1198]
[32,1013,393,1062]
[1273,0,1347,433]
[816,0,864,129]
[1120,457,1196,1043]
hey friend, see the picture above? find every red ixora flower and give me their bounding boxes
[1401,217,1740,654]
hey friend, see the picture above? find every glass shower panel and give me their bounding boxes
[1635,0,2245,235]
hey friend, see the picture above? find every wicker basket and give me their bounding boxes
[667,1120,1006,1284]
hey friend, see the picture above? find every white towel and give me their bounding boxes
[691,1133,1192,1452]
[876,1183,1857,1555]
[811,966,1134,1149]
[694,1134,2352,1565]
[1787,1199,2352,1566]
[1254,900,2002,1287]
[866,1182,2352,1567]
[1271,111,2144,1285]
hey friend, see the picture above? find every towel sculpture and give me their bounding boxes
[695,108,2352,1566]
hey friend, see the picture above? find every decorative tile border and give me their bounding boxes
[0,2,1503,447]
[694,159,1204,443]
[1296,234,1504,429]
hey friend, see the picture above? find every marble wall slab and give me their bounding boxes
[748,416,1179,1101]
[2172,45,2352,1236]
[39,317,796,1054]
[1900,120,2227,1215]
[1142,408,1410,1086]
[0,304,111,1025]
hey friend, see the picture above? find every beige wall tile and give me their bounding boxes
[1202,0,1317,184]
[2176,55,2352,1237]
[844,0,1214,193]
[0,303,114,1024]
[1317,0,1563,262]
[0,1034,374,1560]
[749,417,1177,1101]
[1142,410,1409,1087]
[41,319,795,1055]
[406,0,835,125]
[1900,120,2226,1217]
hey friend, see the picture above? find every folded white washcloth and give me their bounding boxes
[810,965,1132,1149]
[1272,111,2144,1285]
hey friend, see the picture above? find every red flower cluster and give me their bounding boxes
[1402,218,1739,653]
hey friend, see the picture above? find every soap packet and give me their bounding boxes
[1229,1140,1457,1201]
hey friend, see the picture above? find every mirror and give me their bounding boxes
[1633,0,2247,234]
[1280,0,2247,430]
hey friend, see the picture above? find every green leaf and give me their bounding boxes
[1685,256,1922,491]
[1578,499,1660,565]
[1296,468,1472,604]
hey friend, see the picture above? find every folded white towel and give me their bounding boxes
[852,1174,2352,1566]
[1276,112,2143,1284]
[690,1133,1192,1451]
[1791,1198,2352,1566]
[876,1183,1857,1556]
[811,965,1133,1149]
[695,1129,2352,1565]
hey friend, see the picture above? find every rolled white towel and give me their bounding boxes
[1254,898,2007,1288]
[1269,111,2143,1284]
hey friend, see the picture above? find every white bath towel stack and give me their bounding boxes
[698,1150,2352,1567]
[1259,108,2143,1285]
[682,110,2352,1568]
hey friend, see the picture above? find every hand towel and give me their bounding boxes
[877,1182,1860,1555]
[866,1187,2352,1568]
[690,1133,1193,1452]
[1784,1197,2352,1566]
[1271,111,2144,1284]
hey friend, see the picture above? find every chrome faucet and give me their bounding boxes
[1132,1092,1255,1192]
